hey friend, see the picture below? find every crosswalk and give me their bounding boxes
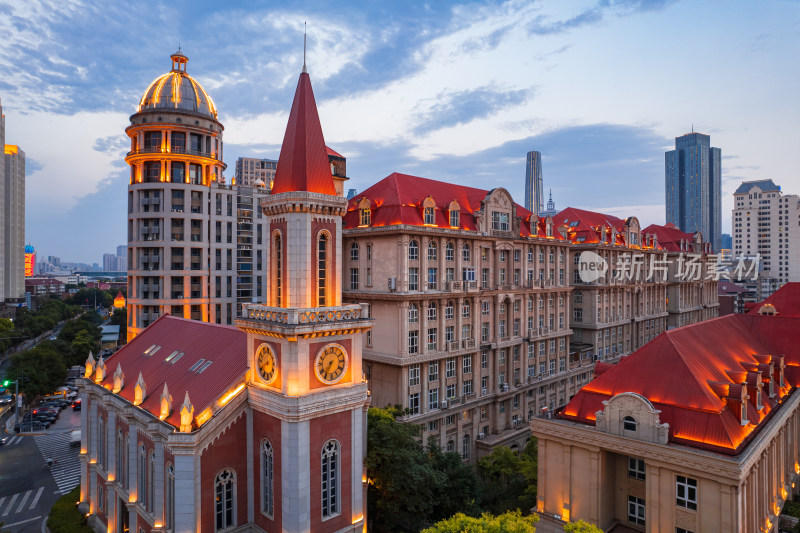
[1,436,24,446]
[34,432,81,494]
[0,487,44,519]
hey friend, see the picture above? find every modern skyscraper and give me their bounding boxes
[665,132,722,251]
[524,150,543,216]
[733,179,799,283]
[1,97,26,302]
[234,156,277,188]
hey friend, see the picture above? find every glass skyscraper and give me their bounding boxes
[665,132,721,251]
[525,150,543,216]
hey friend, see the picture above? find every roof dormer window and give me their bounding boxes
[448,200,460,228]
[424,206,435,225]
[622,416,637,432]
[358,198,371,227]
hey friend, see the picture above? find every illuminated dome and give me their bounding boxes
[138,51,218,119]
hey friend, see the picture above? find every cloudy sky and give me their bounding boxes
[1,0,798,263]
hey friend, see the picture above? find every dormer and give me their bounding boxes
[112,363,124,394]
[726,384,750,426]
[357,197,372,227]
[744,371,764,410]
[134,372,147,406]
[594,392,669,444]
[448,200,461,228]
[159,383,172,421]
[421,196,437,226]
[179,391,194,433]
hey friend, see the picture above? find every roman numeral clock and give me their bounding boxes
[315,343,348,384]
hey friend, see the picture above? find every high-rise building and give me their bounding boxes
[1,97,26,302]
[234,156,277,188]
[524,150,543,216]
[665,132,722,251]
[79,59,371,533]
[125,52,270,340]
[102,253,117,271]
[733,179,799,283]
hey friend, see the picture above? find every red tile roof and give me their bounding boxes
[270,72,336,196]
[748,282,800,317]
[560,283,800,454]
[100,315,247,429]
[326,146,343,158]
[553,207,633,246]
[344,172,564,240]
[25,278,64,286]
[641,223,696,252]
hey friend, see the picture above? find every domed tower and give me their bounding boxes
[126,51,231,340]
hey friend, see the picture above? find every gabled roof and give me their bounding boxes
[642,223,696,252]
[560,283,800,455]
[553,207,630,246]
[100,315,247,429]
[734,179,780,195]
[270,72,335,195]
[748,282,800,317]
[326,146,343,158]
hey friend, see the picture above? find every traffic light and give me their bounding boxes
[2,381,8,387]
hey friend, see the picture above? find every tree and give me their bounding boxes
[477,439,538,515]
[7,344,66,399]
[109,308,127,329]
[421,510,538,533]
[427,437,483,521]
[69,330,97,368]
[563,520,603,533]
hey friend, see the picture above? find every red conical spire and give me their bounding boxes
[270,72,336,195]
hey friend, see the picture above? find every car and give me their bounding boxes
[72,398,82,411]
[34,408,59,418]
[0,395,13,405]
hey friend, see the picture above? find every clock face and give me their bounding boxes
[256,344,277,384]
[315,344,348,384]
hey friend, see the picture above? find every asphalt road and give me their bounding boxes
[0,405,81,532]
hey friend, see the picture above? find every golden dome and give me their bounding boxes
[138,51,218,119]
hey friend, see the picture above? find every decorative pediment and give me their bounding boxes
[179,391,194,433]
[159,383,172,421]
[84,351,96,379]
[94,356,106,383]
[595,392,669,444]
[133,372,147,406]
[112,363,124,393]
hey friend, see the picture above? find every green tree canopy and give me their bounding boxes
[563,520,603,533]
[477,439,538,515]
[421,510,538,533]
[7,343,66,399]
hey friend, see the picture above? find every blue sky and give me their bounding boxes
[1,0,798,262]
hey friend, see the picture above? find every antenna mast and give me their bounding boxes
[303,21,307,73]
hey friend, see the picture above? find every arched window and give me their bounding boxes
[215,469,236,531]
[445,242,454,261]
[445,301,454,319]
[623,416,637,432]
[321,441,340,518]
[462,244,471,262]
[408,304,418,323]
[262,440,274,518]
[318,233,329,306]
[409,240,419,260]
[148,450,155,512]
[449,202,460,228]
[166,463,175,530]
[428,241,437,261]
[350,242,359,261]
[427,302,437,321]
[273,233,283,306]
[137,444,146,506]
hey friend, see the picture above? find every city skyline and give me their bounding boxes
[1,0,798,261]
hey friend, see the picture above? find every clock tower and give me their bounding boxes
[236,65,372,532]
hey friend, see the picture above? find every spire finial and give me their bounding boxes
[303,21,308,73]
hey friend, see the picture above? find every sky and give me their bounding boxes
[1,0,798,263]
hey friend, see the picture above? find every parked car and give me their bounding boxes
[72,399,81,411]
[34,408,59,419]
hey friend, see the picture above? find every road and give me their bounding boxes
[0,405,81,532]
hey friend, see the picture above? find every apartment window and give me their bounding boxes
[481,301,490,315]
[628,457,645,480]
[445,325,454,342]
[549,360,555,374]
[429,389,439,410]
[462,301,470,318]
[481,351,488,369]
[350,242,359,261]
[428,362,439,382]
[321,441,340,518]
[446,358,456,378]
[463,356,472,374]
[462,244,471,262]
[627,496,645,526]
[215,470,236,530]
[408,331,419,354]
[349,268,359,290]
[427,267,438,289]
[409,393,420,414]
[409,364,420,386]
[462,435,470,460]
[427,328,437,350]
[481,323,490,343]
[445,415,455,425]
[445,301,454,319]
[446,384,456,399]
[499,350,506,365]
[463,380,473,395]
[427,302,437,320]
[409,304,418,322]
[409,240,419,260]
[445,243,454,261]
[428,241,437,261]
[409,268,419,291]
[676,476,697,510]
[492,211,510,231]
